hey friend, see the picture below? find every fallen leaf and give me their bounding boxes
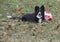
[49,39,52,42]
[54,22,60,30]
[6,40,11,42]
[36,28,43,33]
[6,22,14,30]
[4,32,11,36]
[46,2,53,7]
[2,18,8,22]
[16,7,25,14]
[50,31,59,35]
[0,27,5,30]
[32,32,36,36]
[6,24,12,30]
[0,35,3,39]
[20,40,26,42]
[22,28,28,33]
[55,25,59,30]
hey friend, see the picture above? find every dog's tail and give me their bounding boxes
[7,16,22,20]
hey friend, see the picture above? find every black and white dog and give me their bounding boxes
[7,5,45,23]
[21,5,45,23]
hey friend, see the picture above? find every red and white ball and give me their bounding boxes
[44,10,52,21]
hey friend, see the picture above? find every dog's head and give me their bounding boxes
[35,5,45,23]
[35,5,45,19]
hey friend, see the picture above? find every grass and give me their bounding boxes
[0,0,60,42]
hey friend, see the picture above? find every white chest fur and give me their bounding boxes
[38,19,42,23]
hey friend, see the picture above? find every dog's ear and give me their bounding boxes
[35,6,39,12]
[40,5,45,10]
[40,5,45,21]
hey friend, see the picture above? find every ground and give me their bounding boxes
[0,0,60,42]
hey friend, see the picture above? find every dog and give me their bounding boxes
[21,5,45,23]
[7,5,45,23]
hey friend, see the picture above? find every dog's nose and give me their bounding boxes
[38,12,41,15]
[39,13,41,16]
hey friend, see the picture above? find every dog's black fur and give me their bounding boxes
[40,5,45,22]
[21,5,45,23]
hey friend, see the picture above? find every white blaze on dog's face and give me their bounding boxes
[36,12,42,19]
[36,12,42,23]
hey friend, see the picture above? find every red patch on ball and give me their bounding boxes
[48,18,52,21]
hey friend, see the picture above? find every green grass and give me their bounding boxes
[0,0,60,42]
